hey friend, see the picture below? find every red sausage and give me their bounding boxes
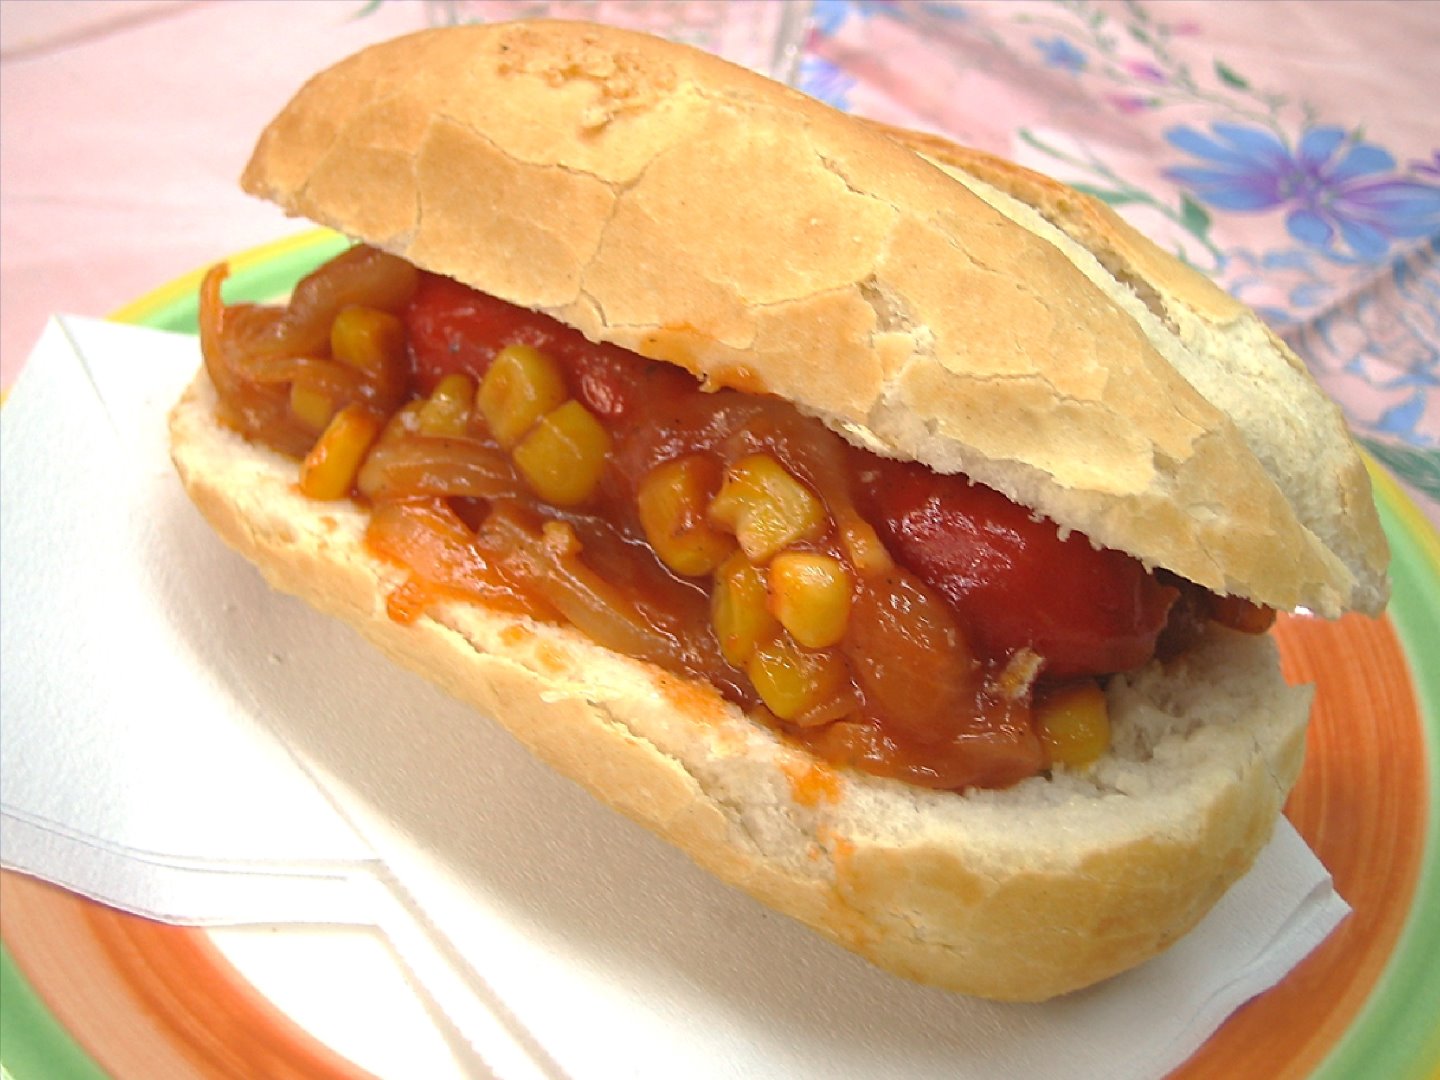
[405,272,1178,683]
[856,457,1177,680]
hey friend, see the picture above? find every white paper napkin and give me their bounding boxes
[0,318,380,922]
[0,316,1350,1079]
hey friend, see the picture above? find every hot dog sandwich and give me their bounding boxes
[168,21,1389,1000]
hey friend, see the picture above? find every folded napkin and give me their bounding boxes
[0,316,1349,1079]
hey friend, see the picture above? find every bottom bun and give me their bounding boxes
[169,372,1311,1001]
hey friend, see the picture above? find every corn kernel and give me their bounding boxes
[1035,682,1111,769]
[289,378,335,431]
[330,306,406,376]
[767,552,852,649]
[512,399,611,506]
[747,633,850,722]
[419,373,475,436]
[299,404,382,501]
[637,455,736,576]
[708,454,826,562]
[712,552,779,667]
[477,344,567,448]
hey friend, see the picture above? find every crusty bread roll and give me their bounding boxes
[871,126,1389,617]
[239,21,1387,617]
[171,373,1310,1001]
[171,21,1385,1000]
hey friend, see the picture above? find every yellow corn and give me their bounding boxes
[418,373,475,436]
[637,456,736,576]
[477,344,567,448]
[289,378,335,431]
[330,306,406,376]
[299,404,382,500]
[707,454,826,563]
[512,399,611,506]
[712,552,779,667]
[1035,682,1111,769]
[767,552,852,649]
[747,633,850,722]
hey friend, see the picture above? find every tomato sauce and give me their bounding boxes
[204,250,1246,793]
[395,272,1188,789]
[854,458,1178,680]
[403,273,1176,679]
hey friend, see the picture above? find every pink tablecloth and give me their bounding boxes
[2,0,1436,518]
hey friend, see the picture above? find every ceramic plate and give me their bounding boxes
[3,232,1438,1079]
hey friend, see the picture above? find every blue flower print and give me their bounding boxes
[1164,123,1440,263]
[812,0,970,31]
[809,0,856,36]
[1032,35,1086,74]
[810,0,898,35]
[1377,391,1428,440]
[797,55,856,110]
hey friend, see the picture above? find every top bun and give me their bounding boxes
[241,20,1388,617]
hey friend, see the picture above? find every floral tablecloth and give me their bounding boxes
[2,0,1436,514]
[796,0,1440,516]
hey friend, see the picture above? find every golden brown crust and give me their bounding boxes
[240,21,1385,617]
[870,125,1389,616]
[170,374,1310,1000]
[188,21,1365,998]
